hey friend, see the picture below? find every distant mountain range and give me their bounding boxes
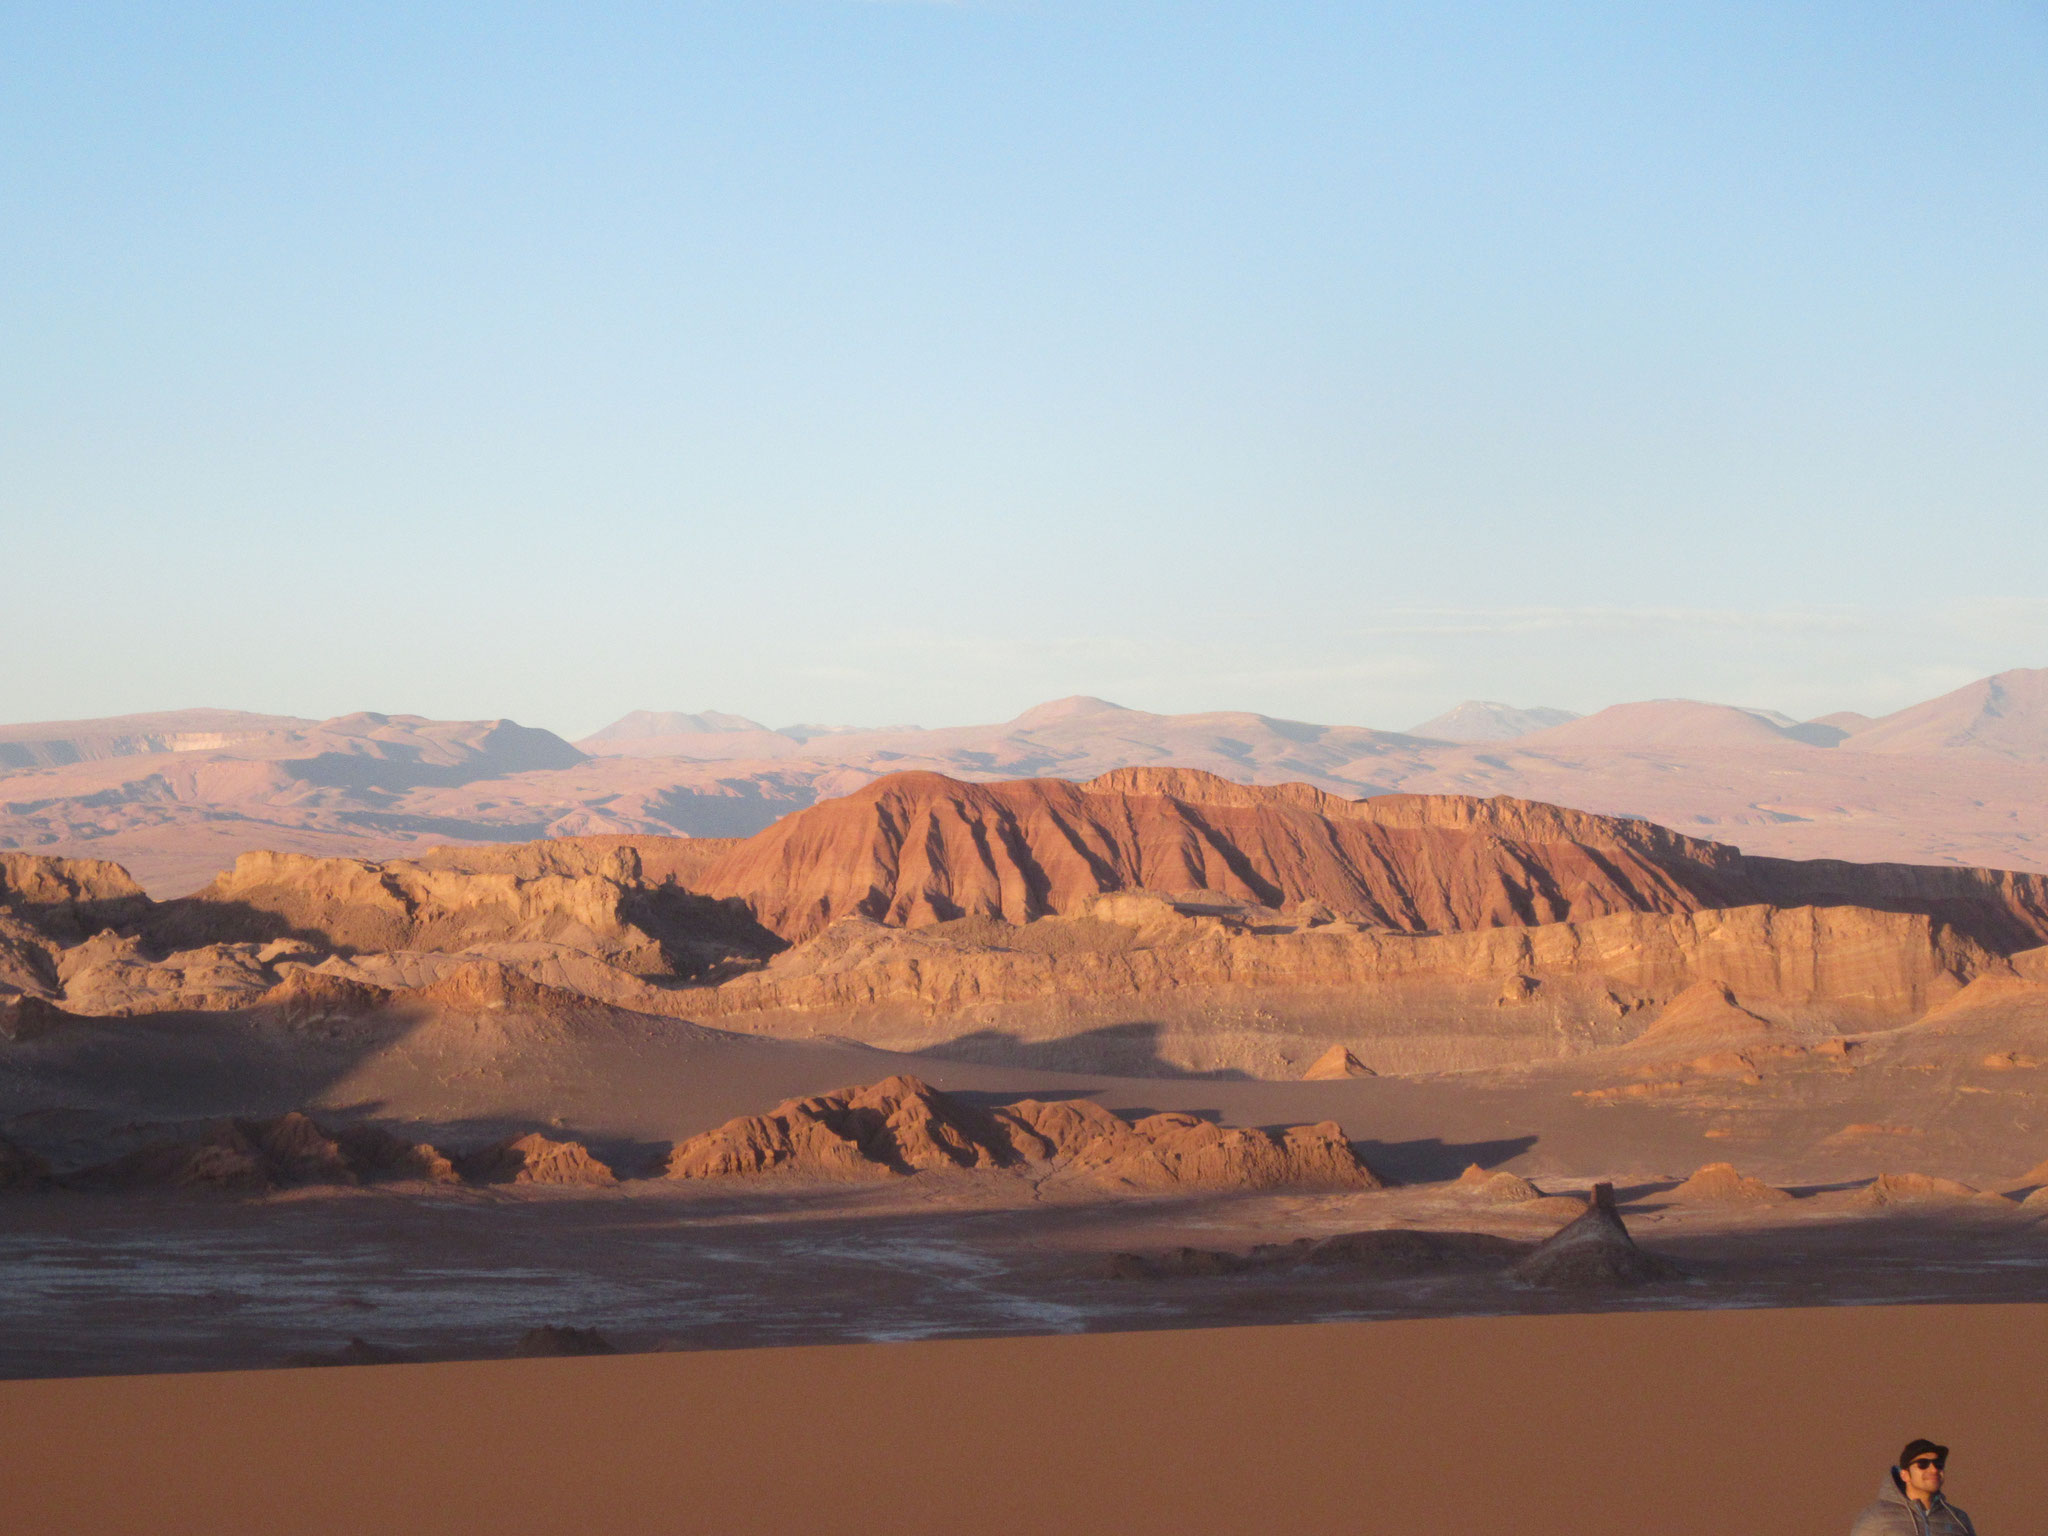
[4,669,2047,893]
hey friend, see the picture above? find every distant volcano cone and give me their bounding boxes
[1302,1045,1375,1080]
[1511,1183,1683,1287]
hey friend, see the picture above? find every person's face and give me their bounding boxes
[1902,1456,1947,1498]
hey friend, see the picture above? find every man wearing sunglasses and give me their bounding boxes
[1851,1439,1977,1536]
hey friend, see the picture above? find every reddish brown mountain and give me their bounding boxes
[692,767,2048,948]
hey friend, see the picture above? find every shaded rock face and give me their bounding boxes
[666,1075,1384,1192]
[289,1337,413,1369]
[690,767,2048,949]
[0,994,75,1042]
[78,1112,456,1192]
[458,1132,616,1187]
[1670,1163,1792,1205]
[1109,1228,1530,1280]
[0,853,150,944]
[1510,1185,1683,1288]
[1853,1172,2004,1208]
[0,1133,52,1189]
[513,1326,616,1358]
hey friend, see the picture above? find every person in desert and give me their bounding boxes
[1851,1440,1977,1536]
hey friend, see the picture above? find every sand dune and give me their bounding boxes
[0,1305,2042,1536]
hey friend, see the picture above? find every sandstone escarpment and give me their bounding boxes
[689,768,2048,949]
[0,852,148,927]
[665,1075,1383,1191]
[691,770,1760,943]
[150,850,676,971]
[703,896,1992,1037]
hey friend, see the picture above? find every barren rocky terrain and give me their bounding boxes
[4,759,2048,1378]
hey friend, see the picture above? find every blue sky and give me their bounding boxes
[5,1,2046,736]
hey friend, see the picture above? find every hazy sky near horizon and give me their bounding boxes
[6,1,2048,738]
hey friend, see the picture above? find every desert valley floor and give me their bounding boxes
[5,760,2048,1381]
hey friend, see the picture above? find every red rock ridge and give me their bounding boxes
[689,769,2048,947]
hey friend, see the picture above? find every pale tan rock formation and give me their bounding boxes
[704,899,1992,1038]
[1669,1163,1793,1205]
[1302,1045,1374,1079]
[153,850,674,971]
[664,1075,1383,1191]
[1632,982,1779,1046]
[0,852,148,921]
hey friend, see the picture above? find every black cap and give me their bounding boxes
[1900,1439,1949,1468]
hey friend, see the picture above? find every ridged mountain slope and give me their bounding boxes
[693,767,2048,949]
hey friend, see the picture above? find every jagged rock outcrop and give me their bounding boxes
[78,1112,457,1192]
[1510,1184,1683,1287]
[690,768,2048,949]
[458,1132,616,1187]
[54,933,318,1017]
[133,844,777,983]
[1669,1163,1793,1205]
[148,850,675,970]
[664,1075,1383,1191]
[0,854,150,999]
[0,852,149,938]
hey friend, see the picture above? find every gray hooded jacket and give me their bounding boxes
[1851,1470,1976,1536]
